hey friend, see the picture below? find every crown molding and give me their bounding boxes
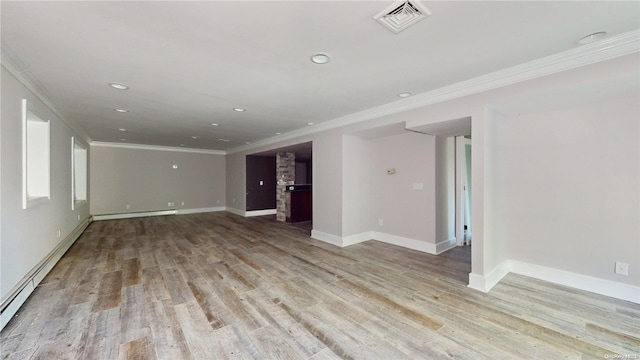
[1,42,93,144]
[228,29,640,154]
[90,141,226,155]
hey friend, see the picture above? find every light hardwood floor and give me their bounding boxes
[1,212,638,359]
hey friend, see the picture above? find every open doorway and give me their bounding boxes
[407,117,473,281]
[249,142,313,235]
[456,136,472,246]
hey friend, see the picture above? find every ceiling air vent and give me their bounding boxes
[373,0,431,34]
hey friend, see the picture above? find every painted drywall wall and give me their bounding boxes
[90,145,225,215]
[494,95,639,286]
[312,132,344,237]
[481,108,508,276]
[225,151,245,214]
[342,135,373,237]
[1,66,90,299]
[246,155,276,211]
[295,159,312,184]
[370,132,437,243]
[435,136,455,244]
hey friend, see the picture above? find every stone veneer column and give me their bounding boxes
[276,152,295,221]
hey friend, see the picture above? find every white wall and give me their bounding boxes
[225,152,245,214]
[1,66,90,301]
[342,135,373,237]
[311,132,343,237]
[435,136,455,244]
[493,95,639,286]
[481,107,508,277]
[370,132,436,244]
[90,145,226,215]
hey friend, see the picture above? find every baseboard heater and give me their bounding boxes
[0,218,90,330]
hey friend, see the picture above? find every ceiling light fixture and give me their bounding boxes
[578,31,607,44]
[114,108,129,113]
[211,123,219,126]
[398,92,412,98]
[275,132,281,135]
[233,108,246,112]
[218,139,230,142]
[307,122,314,126]
[118,128,127,132]
[191,136,198,139]
[311,54,330,64]
[109,83,129,90]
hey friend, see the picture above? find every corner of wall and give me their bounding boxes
[467,260,509,293]
[310,230,344,247]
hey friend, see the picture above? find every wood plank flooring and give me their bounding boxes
[2,212,638,359]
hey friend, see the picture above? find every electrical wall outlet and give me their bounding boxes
[378,219,383,226]
[126,204,130,209]
[615,262,629,276]
[168,202,175,207]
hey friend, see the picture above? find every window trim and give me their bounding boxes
[22,99,51,210]
[71,137,88,210]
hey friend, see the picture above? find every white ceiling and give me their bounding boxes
[2,1,639,151]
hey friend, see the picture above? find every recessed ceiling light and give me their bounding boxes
[275,132,281,135]
[307,122,314,126]
[191,136,198,139]
[311,53,330,64]
[233,108,246,112]
[398,92,412,98]
[118,128,127,132]
[245,141,251,145]
[211,123,219,126]
[218,139,230,142]
[109,83,129,90]
[114,108,129,113]
[578,31,607,44]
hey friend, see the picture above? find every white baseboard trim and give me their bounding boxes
[225,207,245,217]
[467,260,510,293]
[92,210,176,221]
[310,230,442,254]
[245,209,277,217]
[94,207,227,220]
[468,272,489,292]
[310,230,344,247]
[436,237,457,254]
[224,208,277,217]
[373,232,437,254]
[343,231,374,246]
[508,260,640,304]
[1,218,90,330]
[176,207,226,215]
